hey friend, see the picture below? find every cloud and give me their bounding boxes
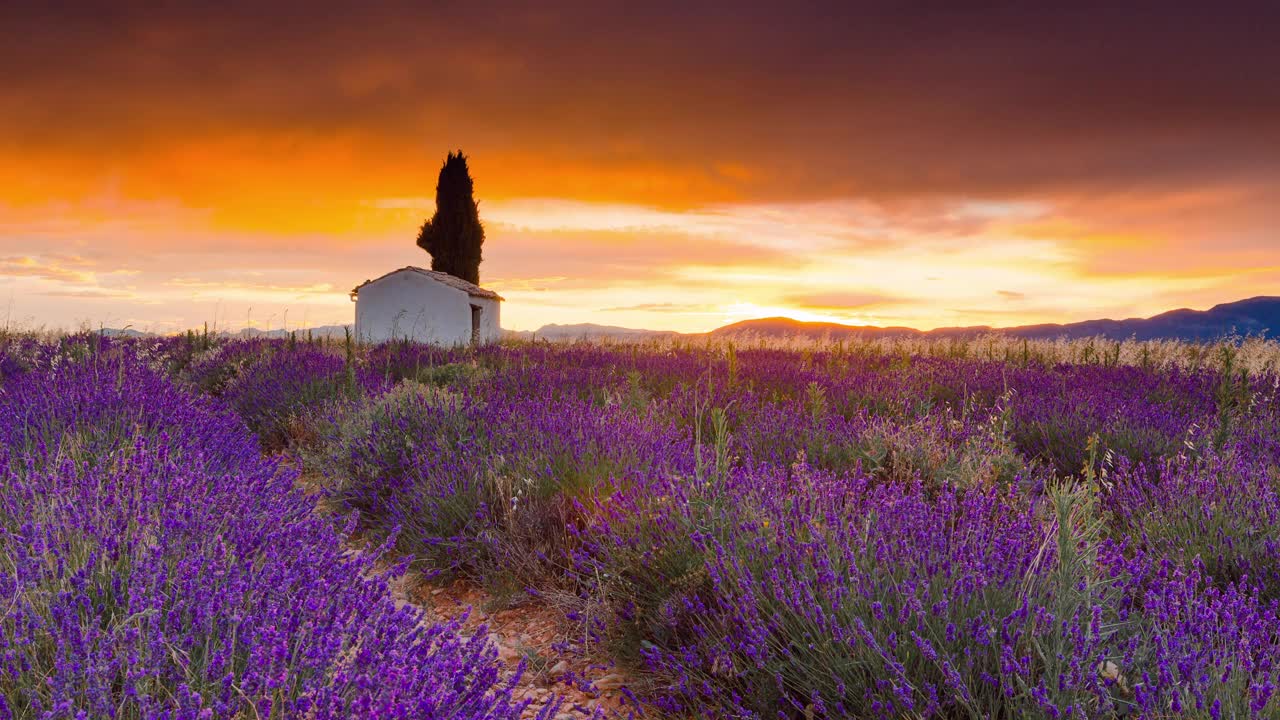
[600,302,722,314]
[0,255,96,284]
[998,290,1026,300]
[38,288,134,299]
[601,303,680,312]
[165,277,336,297]
[783,292,907,310]
[1,4,1278,332]
[0,186,1274,334]
[4,3,1277,207]
[483,276,568,293]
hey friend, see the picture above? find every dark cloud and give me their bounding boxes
[3,2,1277,203]
[3,1,1278,333]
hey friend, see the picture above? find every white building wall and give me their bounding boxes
[471,296,501,343]
[356,271,483,345]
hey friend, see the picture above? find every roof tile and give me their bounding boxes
[351,266,504,301]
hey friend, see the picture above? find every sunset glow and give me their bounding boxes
[2,3,1277,333]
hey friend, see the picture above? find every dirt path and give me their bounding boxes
[391,577,649,719]
[299,469,653,718]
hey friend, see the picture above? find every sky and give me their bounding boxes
[2,2,1278,333]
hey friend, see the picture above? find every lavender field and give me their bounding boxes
[4,332,1280,719]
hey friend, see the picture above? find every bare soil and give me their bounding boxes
[299,469,655,719]
[395,578,650,719]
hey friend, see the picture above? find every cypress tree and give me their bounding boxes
[415,151,485,284]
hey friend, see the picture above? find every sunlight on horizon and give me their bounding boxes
[0,190,1263,334]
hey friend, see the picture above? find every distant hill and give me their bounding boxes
[92,325,352,339]
[96,297,1280,344]
[228,325,350,340]
[710,296,1280,342]
[516,323,682,342]
[710,317,922,341]
[99,327,152,338]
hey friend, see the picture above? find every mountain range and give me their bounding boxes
[97,325,353,340]
[526,296,1280,343]
[96,296,1279,343]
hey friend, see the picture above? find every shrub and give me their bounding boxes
[1107,451,1280,597]
[179,338,282,396]
[589,467,1128,718]
[300,381,505,581]
[0,349,533,719]
[222,346,369,451]
[140,336,1280,718]
[1122,558,1280,717]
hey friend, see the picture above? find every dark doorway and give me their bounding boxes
[470,304,482,344]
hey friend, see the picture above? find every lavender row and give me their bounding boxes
[154,334,1280,718]
[0,336,539,719]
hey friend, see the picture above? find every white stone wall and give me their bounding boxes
[354,270,501,345]
[471,295,502,343]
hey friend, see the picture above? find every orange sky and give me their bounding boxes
[2,3,1278,333]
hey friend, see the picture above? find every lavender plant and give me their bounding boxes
[74,333,1280,719]
[0,342,538,719]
